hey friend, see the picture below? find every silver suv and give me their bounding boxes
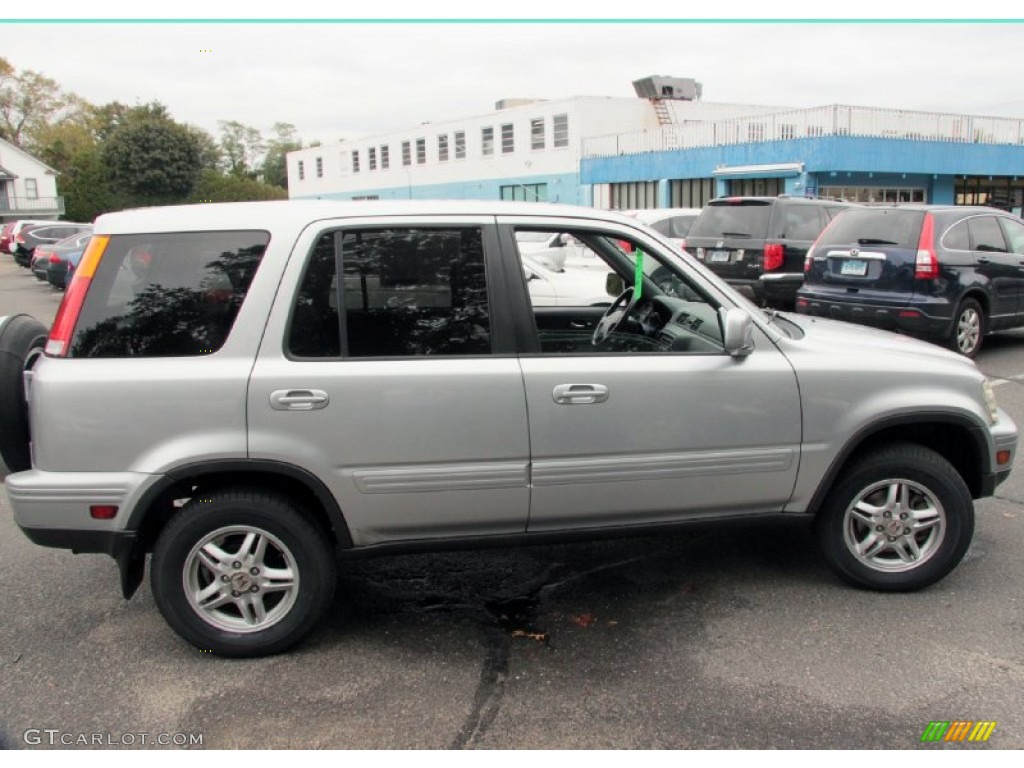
[1,201,1017,657]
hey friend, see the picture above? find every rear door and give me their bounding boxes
[248,216,531,546]
[966,215,1018,320]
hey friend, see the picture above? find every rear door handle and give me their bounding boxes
[978,257,990,264]
[552,383,609,405]
[270,389,330,411]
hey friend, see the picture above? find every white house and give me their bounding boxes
[0,137,63,223]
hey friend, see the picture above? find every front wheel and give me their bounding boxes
[948,298,984,358]
[151,489,336,657]
[815,444,974,592]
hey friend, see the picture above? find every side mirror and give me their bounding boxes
[606,272,625,297]
[719,307,754,357]
[523,266,539,282]
[557,233,572,247]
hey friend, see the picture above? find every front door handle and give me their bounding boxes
[552,383,609,405]
[270,389,330,411]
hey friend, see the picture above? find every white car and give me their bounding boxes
[622,208,702,251]
[522,254,614,306]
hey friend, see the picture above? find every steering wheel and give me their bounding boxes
[592,288,638,345]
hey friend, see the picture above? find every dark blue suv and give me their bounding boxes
[796,205,1024,357]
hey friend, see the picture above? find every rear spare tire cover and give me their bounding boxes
[0,314,49,473]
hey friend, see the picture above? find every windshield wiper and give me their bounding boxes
[856,238,898,245]
[719,231,751,238]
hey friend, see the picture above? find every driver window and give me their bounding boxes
[512,227,725,355]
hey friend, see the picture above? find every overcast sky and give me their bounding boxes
[4,5,1024,147]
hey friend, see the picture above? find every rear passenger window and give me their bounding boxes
[998,218,1024,254]
[288,227,491,358]
[969,217,1008,252]
[70,231,269,358]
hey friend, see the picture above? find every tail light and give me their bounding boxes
[48,253,61,264]
[679,238,687,250]
[763,243,784,271]
[16,231,26,243]
[46,235,109,357]
[915,213,939,279]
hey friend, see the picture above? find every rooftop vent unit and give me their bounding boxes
[495,98,546,110]
[632,76,702,101]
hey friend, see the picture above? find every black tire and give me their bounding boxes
[151,489,337,657]
[0,314,48,473]
[814,443,974,592]
[947,298,984,358]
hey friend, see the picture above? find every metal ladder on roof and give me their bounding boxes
[652,99,673,126]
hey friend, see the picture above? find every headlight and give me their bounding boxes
[982,379,999,425]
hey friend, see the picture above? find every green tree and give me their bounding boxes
[261,122,302,188]
[0,56,70,146]
[188,168,288,204]
[103,114,202,203]
[219,120,265,178]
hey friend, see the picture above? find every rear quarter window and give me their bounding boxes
[69,231,269,358]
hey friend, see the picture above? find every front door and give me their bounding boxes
[499,216,803,531]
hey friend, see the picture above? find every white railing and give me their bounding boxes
[582,105,1024,158]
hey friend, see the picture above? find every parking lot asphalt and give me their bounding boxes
[2,254,1024,749]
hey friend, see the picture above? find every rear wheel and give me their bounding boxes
[0,314,48,473]
[151,489,337,657]
[815,443,974,591]
[948,298,984,358]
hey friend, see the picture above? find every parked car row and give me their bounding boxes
[655,196,1024,358]
[2,219,93,291]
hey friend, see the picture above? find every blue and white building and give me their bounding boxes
[288,76,1024,216]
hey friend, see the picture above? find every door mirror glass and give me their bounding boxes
[605,272,625,297]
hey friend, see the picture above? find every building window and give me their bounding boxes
[416,138,426,165]
[482,127,494,156]
[670,178,715,208]
[380,145,390,170]
[779,124,795,140]
[351,151,361,173]
[820,186,926,204]
[315,157,323,178]
[530,118,545,150]
[368,147,377,171]
[454,131,466,160]
[747,123,765,142]
[501,124,514,154]
[402,141,411,167]
[553,114,569,148]
[807,125,824,137]
[297,161,305,181]
[500,183,547,202]
[438,134,449,162]
[610,182,658,210]
[25,178,39,198]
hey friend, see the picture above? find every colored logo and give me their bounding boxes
[920,721,996,743]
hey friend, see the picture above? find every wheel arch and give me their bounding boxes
[116,460,353,599]
[806,413,990,515]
